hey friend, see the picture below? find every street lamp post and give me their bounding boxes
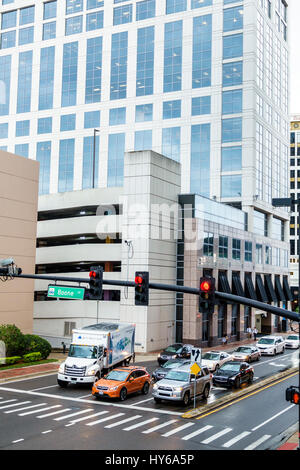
[272,197,300,450]
[93,128,100,189]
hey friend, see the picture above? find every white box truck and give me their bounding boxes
[57,322,135,387]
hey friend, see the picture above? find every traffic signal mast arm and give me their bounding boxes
[9,272,300,323]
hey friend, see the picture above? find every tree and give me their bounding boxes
[0,324,27,357]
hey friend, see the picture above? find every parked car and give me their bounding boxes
[213,361,254,389]
[201,351,233,371]
[92,366,151,401]
[152,364,212,406]
[157,343,193,365]
[256,335,285,355]
[231,346,261,363]
[152,358,191,383]
[285,334,299,349]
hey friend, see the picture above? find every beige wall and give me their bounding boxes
[0,151,39,334]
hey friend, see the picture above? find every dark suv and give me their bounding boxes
[157,344,193,366]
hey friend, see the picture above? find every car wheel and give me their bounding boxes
[141,382,150,395]
[182,392,190,407]
[57,379,68,388]
[119,387,127,401]
[234,377,241,389]
[248,373,254,384]
[256,355,260,361]
[273,349,276,356]
[202,384,210,400]
[281,347,285,354]
[154,397,161,404]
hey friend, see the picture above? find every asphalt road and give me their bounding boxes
[0,346,298,451]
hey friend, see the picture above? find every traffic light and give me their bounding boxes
[135,271,149,306]
[88,266,103,300]
[286,386,300,405]
[199,276,216,314]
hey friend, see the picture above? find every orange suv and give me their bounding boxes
[92,366,151,401]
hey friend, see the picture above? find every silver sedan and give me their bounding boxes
[231,346,261,363]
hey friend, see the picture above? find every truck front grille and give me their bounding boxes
[65,365,86,377]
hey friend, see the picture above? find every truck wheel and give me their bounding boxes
[141,382,149,395]
[119,387,127,401]
[182,392,190,407]
[57,379,68,388]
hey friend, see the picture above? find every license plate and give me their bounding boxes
[71,378,77,381]
[98,391,103,395]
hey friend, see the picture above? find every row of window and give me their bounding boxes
[203,233,288,266]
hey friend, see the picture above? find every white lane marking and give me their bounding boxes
[129,397,153,406]
[0,386,182,416]
[251,404,296,431]
[123,417,159,431]
[162,422,195,437]
[0,399,18,408]
[70,411,109,424]
[77,394,92,399]
[104,415,142,429]
[12,439,24,444]
[38,408,71,418]
[1,401,32,410]
[18,405,60,416]
[42,430,52,434]
[244,434,271,450]
[30,385,59,392]
[201,428,232,444]
[6,403,49,414]
[182,425,213,441]
[222,431,251,448]
[54,409,93,421]
[142,420,178,434]
[86,413,125,426]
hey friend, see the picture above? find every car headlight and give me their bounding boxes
[86,368,98,376]
[58,364,65,374]
[110,386,119,391]
[153,384,158,390]
[174,386,183,392]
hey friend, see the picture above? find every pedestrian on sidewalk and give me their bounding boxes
[222,335,229,346]
[62,342,66,354]
[247,327,252,339]
[252,327,258,341]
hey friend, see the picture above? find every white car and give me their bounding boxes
[256,335,285,356]
[201,351,233,372]
[285,334,299,349]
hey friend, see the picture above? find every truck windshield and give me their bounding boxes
[68,345,98,359]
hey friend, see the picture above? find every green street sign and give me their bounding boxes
[47,285,85,300]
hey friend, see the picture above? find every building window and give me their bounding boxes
[162,127,180,162]
[136,104,153,122]
[38,46,55,111]
[84,110,100,128]
[19,26,34,45]
[87,0,104,9]
[82,135,99,189]
[60,114,76,131]
[113,5,133,25]
[109,107,126,126]
[15,143,29,158]
[245,241,252,262]
[164,20,182,93]
[136,26,154,97]
[203,232,214,257]
[65,16,83,35]
[85,36,102,104]
[222,117,242,142]
[256,243,262,264]
[223,33,243,59]
[136,0,156,21]
[223,6,243,32]
[58,139,75,193]
[219,235,228,259]
[64,321,76,337]
[221,146,242,171]
[1,10,17,30]
[86,11,104,31]
[190,123,210,197]
[134,130,152,151]
[192,96,211,116]
[66,0,83,15]
[0,123,8,139]
[107,133,125,187]
[221,174,242,197]
[192,15,212,88]
[110,31,128,100]
[218,305,226,338]
[223,61,243,87]
[163,100,181,119]
[1,30,16,49]
[37,141,51,195]
[61,42,78,107]
[222,89,243,115]
[44,1,57,20]
[192,0,212,8]
[17,51,33,114]
[166,0,187,14]
[232,239,241,260]
[37,117,52,134]
[43,21,56,40]
[231,304,238,336]
[16,120,30,137]
[0,55,11,116]
[265,245,272,265]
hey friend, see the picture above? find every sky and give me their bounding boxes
[289,0,300,115]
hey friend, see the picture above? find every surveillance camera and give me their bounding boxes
[0,258,14,267]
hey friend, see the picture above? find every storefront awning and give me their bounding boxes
[274,275,286,302]
[282,276,293,301]
[264,274,278,302]
[232,272,244,297]
[218,271,233,303]
[256,274,268,303]
[244,273,257,301]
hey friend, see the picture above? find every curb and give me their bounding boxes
[0,361,62,383]
[182,366,298,419]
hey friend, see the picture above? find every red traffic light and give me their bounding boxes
[200,280,211,292]
[89,271,97,278]
[135,275,144,285]
[292,391,300,404]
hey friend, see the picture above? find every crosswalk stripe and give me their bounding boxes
[1,401,31,411]
[201,428,232,444]
[0,400,19,408]
[6,403,47,414]
[244,434,271,450]
[70,411,109,424]
[182,425,213,441]
[162,422,195,437]
[38,408,71,418]
[123,417,159,431]
[18,405,59,416]
[104,415,142,429]
[222,431,251,448]
[54,409,93,421]
[142,420,178,434]
[86,413,125,426]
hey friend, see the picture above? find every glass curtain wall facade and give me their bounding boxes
[0,0,289,211]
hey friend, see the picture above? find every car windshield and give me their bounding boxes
[287,335,298,340]
[163,360,184,369]
[105,370,129,381]
[165,370,190,382]
[202,353,220,360]
[258,338,275,345]
[68,345,99,359]
[235,347,251,353]
[164,344,182,353]
[220,363,241,372]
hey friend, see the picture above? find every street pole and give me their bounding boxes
[92,129,99,189]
